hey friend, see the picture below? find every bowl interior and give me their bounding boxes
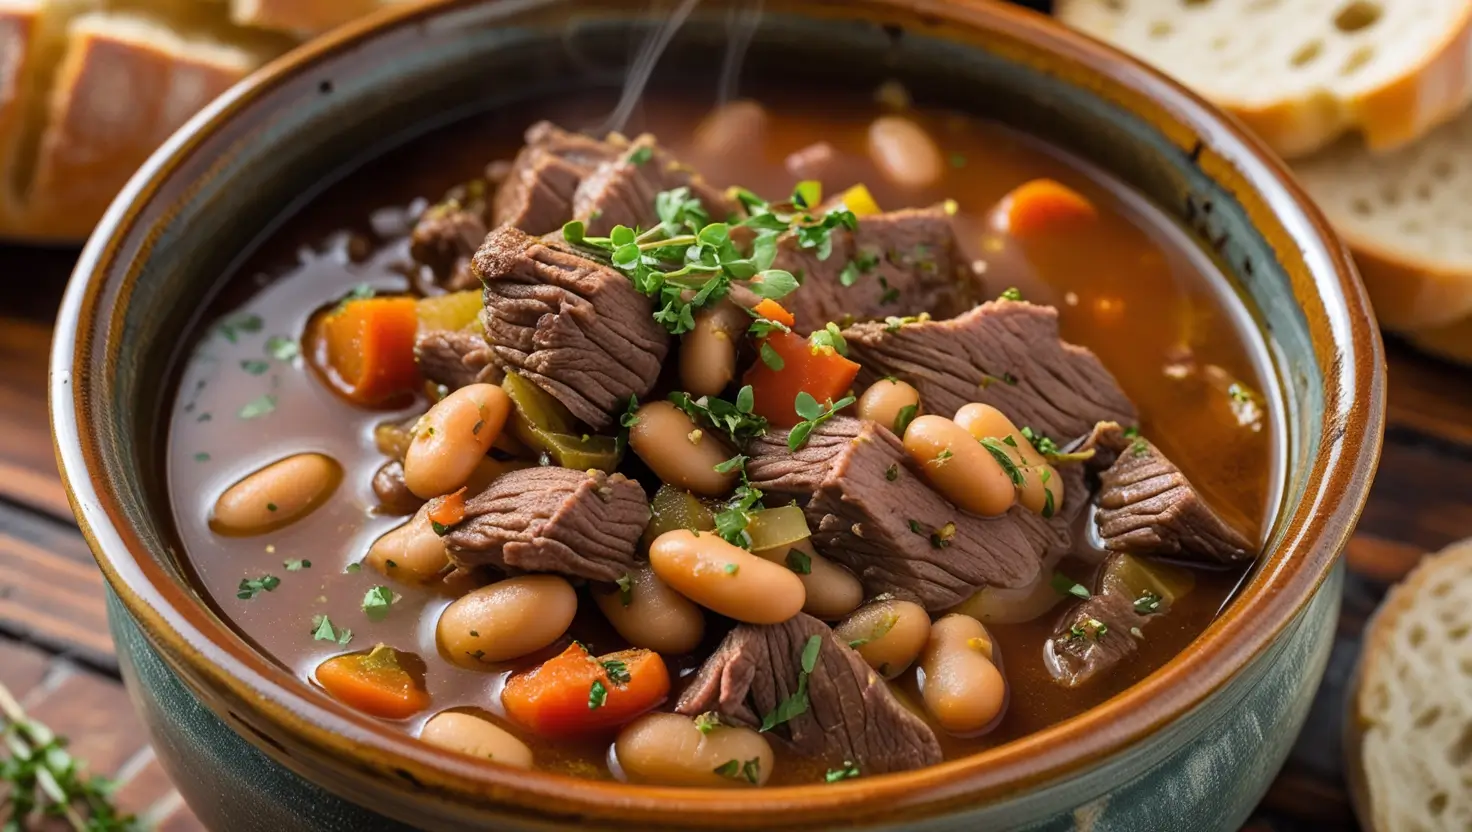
[54,0,1379,825]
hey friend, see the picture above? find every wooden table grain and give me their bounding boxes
[4,245,1469,831]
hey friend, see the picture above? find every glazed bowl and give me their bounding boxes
[50,1,1384,829]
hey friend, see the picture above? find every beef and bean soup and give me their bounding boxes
[167,85,1279,787]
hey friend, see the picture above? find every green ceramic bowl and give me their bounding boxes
[51,1,1384,829]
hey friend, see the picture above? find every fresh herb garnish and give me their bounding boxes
[714,480,765,548]
[600,659,631,686]
[893,403,918,436]
[362,586,395,621]
[714,454,748,475]
[713,757,760,784]
[668,387,768,447]
[760,635,822,732]
[217,312,263,343]
[628,145,653,165]
[885,464,900,481]
[312,615,353,645]
[882,312,930,333]
[265,335,299,362]
[193,452,210,463]
[284,559,312,571]
[907,519,923,535]
[847,612,897,649]
[1134,591,1162,615]
[694,712,723,734]
[240,359,270,376]
[786,549,812,575]
[808,322,848,356]
[588,680,608,710]
[1068,618,1109,642]
[1131,437,1150,457]
[999,286,1024,302]
[758,340,785,371]
[236,575,280,600]
[713,759,740,778]
[929,521,956,549]
[1228,383,1252,404]
[825,761,861,782]
[620,395,640,428]
[1042,487,1056,519]
[1021,426,1096,464]
[431,520,449,536]
[238,394,277,420]
[616,574,634,607]
[1123,426,1140,438]
[333,283,375,313]
[979,437,1025,486]
[1051,573,1091,600]
[723,563,740,576]
[787,392,856,451]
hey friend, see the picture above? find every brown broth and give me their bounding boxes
[166,88,1280,786]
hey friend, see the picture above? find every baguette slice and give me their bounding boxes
[1352,538,1472,832]
[1056,0,1472,159]
[1293,108,1472,336]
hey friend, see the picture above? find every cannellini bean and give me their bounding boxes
[835,599,931,679]
[649,530,805,624]
[629,401,738,497]
[856,379,921,434]
[211,452,342,536]
[752,538,862,621]
[868,115,943,189]
[594,565,706,654]
[680,301,749,397]
[918,614,1007,735]
[437,575,576,666]
[693,100,769,159]
[403,383,510,499]
[420,711,533,768]
[365,503,450,584]
[902,415,1016,516]
[615,712,774,787]
[954,403,1062,517]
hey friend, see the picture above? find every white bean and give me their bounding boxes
[211,452,341,536]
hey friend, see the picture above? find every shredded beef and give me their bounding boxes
[443,467,648,582]
[415,328,501,390]
[1089,423,1255,563]
[472,226,669,429]
[842,299,1137,441]
[675,613,942,774]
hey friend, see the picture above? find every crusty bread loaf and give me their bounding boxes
[1292,106,1472,340]
[1056,0,1472,160]
[1352,538,1472,832]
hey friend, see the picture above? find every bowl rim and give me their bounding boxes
[50,0,1385,825]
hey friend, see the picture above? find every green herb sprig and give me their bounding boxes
[788,392,856,451]
[760,635,823,732]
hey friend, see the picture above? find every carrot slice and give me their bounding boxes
[426,487,467,528]
[995,178,1098,238]
[317,296,422,406]
[502,644,669,738]
[751,299,796,328]
[743,331,861,428]
[316,644,429,720]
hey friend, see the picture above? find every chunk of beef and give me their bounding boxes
[415,328,501,390]
[410,199,487,291]
[492,122,622,235]
[744,416,864,503]
[675,613,941,775]
[444,467,648,582]
[1045,554,1175,688]
[371,461,423,516]
[572,134,736,236]
[775,207,965,333]
[472,226,669,429]
[785,141,838,181]
[1089,423,1255,563]
[843,299,1137,440]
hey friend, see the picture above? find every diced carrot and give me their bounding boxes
[426,487,467,528]
[502,644,669,738]
[316,296,422,407]
[316,644,429,720]
[751,299,796,328]
[995,178,1098,238]
[743,331,861,428]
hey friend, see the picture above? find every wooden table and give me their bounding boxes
[3,246,1469,831]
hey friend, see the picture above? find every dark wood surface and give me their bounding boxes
[4,246,1470,831]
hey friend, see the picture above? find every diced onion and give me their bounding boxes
[745,505,811,552]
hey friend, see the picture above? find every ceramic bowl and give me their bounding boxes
[50,1,1384,829]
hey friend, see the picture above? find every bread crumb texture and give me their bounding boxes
[1359,539,1472,832]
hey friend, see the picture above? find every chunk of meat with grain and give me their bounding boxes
[415,328,500,390]
[443,467,648,582]
[843,299,1137,441]
[675,613,942,775]
[572,134,736,236]
[774,206,966,333]
[371,461,423,516]
[492,122,622,235]
[1089,422,1255,563]
[472,226,670,430]
[748,420,1082,611]
[410,198,487,291]
[1045,554,1179,688]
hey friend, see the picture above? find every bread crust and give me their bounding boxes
[1344,234,1472,334]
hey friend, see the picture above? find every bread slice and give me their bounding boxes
[1352,538,1472,832]
[229,0,394,36]
[1292,108,1472,336]
[1055,0,1472,160]
[0,3,277,241]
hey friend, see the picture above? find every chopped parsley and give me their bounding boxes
[1131,437,1150,457]
[333,283,375,313]
[1134,591,1162,615]
[236,575,280,600]
[907,519,924,535]
[1068,618,1109,642]
[588,679,608,710]
[217,312,263,343]
[825,761,861,782]
[431,520,449,536]
[999,286,1024,302]
[600,659,632,686]
[714,480,765,548]
[885,464,900,482]
[892,403,918,436]
[312,615,352,645]
[362,586,394,621]
[713,757,761,784]
[284,559,311,571]
[266,502,278,513]
[758,340,785,370]
[628,145,653,165]
[788,392,856,451]
[240,359,270,376]
[847,612,897,649]
[882,312,930,333]
[620,395,640,428]
[694,712,723,734]
[929,521,956,549]
[616,574,634,607]
[193,452,210,463]
[1228,383,1252,404]
[669,387,768,447]
[723,563,740,576]
[1123,426,1140,438]
[714,454,748,475]
[1051,572,1091,600]
[808,322,849,356]
[237,394,277,420]
[786,548,812,575]
[933,448,954,465]
[265,335,299,361]
[760,635,822,732]
[979,437,1025,486]
[838,249,880,287]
